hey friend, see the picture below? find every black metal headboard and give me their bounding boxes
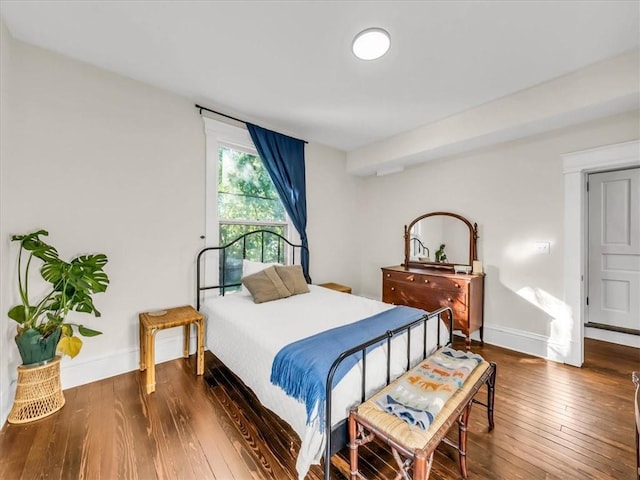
[196,229,308,309]
[410,236,429,257]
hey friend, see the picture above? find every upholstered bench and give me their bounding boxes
[348,348,496,480]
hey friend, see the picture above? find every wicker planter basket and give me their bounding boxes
[8,356,65,424]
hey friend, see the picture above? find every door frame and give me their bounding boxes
[562,140,640,366]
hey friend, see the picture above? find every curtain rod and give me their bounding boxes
[195,104,308,144]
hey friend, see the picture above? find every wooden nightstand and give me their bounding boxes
[318,282,352,294]
[139,305,205,394]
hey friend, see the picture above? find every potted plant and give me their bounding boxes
[8,230,110,365]
[435,243,448,263]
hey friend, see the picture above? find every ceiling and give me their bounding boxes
[1,1,639,152]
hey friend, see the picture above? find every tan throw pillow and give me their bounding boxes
[240,259,280,295]
[242,266,292,303]
[275,265,310,295]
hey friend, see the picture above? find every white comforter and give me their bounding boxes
[200,285,447,479]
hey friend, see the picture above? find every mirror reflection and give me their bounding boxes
[403,212,478,271]
[408,215,473,266]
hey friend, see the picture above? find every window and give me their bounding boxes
[217,144,287,245]
[202,117,290,292]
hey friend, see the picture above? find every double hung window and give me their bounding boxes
[217,144,287,244]
[203,117,289,291]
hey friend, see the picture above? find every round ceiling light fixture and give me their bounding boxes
[352,27,390,60]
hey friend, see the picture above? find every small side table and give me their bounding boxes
[318,282,352,294]
[139,305,205,394]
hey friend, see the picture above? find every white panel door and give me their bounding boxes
[587,167,640,332]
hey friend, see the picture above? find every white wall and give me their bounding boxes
[0,29,205,417]
[358,110,639,358]
[0,28,355,423]
[306,142,362,290]
[0,18,14,424]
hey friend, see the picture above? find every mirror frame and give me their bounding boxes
[403,211,478,270]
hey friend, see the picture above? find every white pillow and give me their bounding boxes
[241,259,280,294]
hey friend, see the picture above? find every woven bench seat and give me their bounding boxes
[348,350,496,480]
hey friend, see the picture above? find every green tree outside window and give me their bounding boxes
[218,147,287,290]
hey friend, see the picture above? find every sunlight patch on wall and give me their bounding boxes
[504,239,555,263]
[504,242,532,263]
[517,286,573,362]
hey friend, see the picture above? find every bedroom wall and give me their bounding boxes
[305,142,362,290]
[0,30,205,416]
[0,28,356,422]
[357,110,640,357]
[0,17,14,425]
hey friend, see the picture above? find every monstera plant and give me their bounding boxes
[8,230,110,365]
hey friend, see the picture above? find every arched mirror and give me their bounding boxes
[403,212,478,269]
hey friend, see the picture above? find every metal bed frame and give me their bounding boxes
[410,236,430,258]
[196,229,308,306]
[195,230,454,480]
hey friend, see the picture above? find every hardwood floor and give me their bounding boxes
[1,338,637,479]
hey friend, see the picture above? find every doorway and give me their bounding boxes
[562,140,640,367]
[586,167,640,342]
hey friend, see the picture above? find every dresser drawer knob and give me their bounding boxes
[447,297,453,302]
[454,283,459,288]
[410,277,414,281]
[424,279,429,283]
[391,287,396,291]
[386,273,390,277]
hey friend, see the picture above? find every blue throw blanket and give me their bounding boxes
[270,305,426,431]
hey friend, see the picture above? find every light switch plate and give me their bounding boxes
[534,241,550,254]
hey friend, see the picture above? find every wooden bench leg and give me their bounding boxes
[414,450,426,480]
[413,450,434,480]
[348,410,359,480]
[487,362,496,431]
[458,404,471,479]
[471,362,497,432]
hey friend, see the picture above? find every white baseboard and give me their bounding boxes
[59,333,199,390]
[1,393,11,427]
[1,334,197,425]
[585,326,640,348]
[481,325,581,365]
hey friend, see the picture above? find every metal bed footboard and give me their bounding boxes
[323,306,454,480]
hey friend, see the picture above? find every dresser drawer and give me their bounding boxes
[383,270,467,292]
[383,280,426,307]
[421,289,468,317]
[383,281,467,318]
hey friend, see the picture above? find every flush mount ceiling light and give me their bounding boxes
[352,27,390,60]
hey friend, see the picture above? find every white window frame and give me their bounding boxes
[202,116,294,288]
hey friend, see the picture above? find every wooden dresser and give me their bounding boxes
[382,265,484,349]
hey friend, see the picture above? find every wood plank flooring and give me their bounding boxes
[0,338,638,479]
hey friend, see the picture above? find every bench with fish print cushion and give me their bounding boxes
[347,347,496,480]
